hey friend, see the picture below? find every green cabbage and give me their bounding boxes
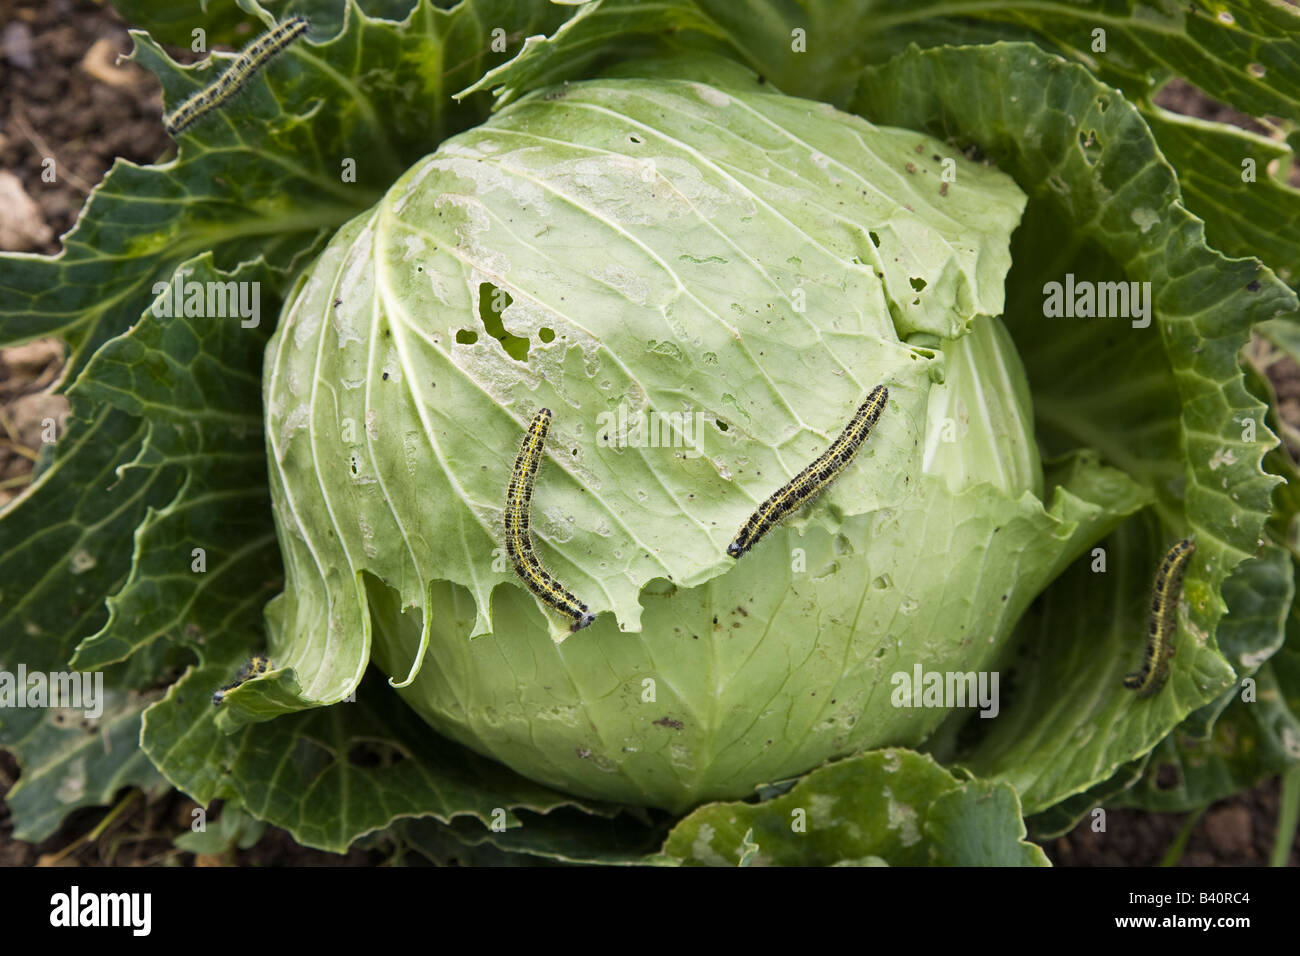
[254,77,1141,809]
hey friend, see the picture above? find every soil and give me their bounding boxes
[1,0,1298,867]
[1048,777,1299,868]
[1154,77,1275,138]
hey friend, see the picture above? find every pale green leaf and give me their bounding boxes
[660,749,1048,866]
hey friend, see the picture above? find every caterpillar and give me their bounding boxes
[505,408,596,632]
[727,385,889,559]
[163,16,310,137]
[212,655,271,706]
[1124,538,1195,697]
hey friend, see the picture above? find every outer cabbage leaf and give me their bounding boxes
[1026,756,1149,840]
[108,0,267,49]
[2,684,169,843]
[141,651,610,853]
[66,254,285,671]
[853,42,1296,812]
[0,393,179,841]
[658,748,1048,866]
[1138,108,1299,287]
[468,1,1300,125]
[1113,557,1300,812]
[398,807,673,865]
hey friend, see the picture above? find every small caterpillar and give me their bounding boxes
[505,408,596,631]
[1124,538,1195,697]
[212,655,271,705]
[728,385,889,559]
[163,17,310,137]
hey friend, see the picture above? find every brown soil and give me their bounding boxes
[1048,777,1299,867]
[0,0,168,254]
[1154,77,1274,137]
[0,0,1297,867]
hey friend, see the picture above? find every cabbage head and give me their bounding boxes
[257,76,1141,811]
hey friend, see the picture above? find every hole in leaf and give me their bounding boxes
[347,740,408,769]
[909,276,927,292]
[455,329,478,344]
[538,327,555,343]
[1078,130,1101,165]
[868,230,881,247]
[715,419,730,432]
[628,133,645,145]
[1247,63,1265,78]
[813,560,839,579]
[478,283,529,361]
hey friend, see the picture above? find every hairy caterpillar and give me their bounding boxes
[1124,538,1195,697]
[727,385,889,559]
[212,655,271,705]
[505,408,596,631]
[163,17,310,137]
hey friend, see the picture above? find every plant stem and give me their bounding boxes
[1271,768,1300,867]
[1158,806,1206,867]
[41,790,141,865]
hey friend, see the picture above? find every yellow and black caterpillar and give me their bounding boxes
[1124,538,1195,697]
[163,17,310,137]
[212,655,271,705]
[505,409,596,631]
[727,385,888,558]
